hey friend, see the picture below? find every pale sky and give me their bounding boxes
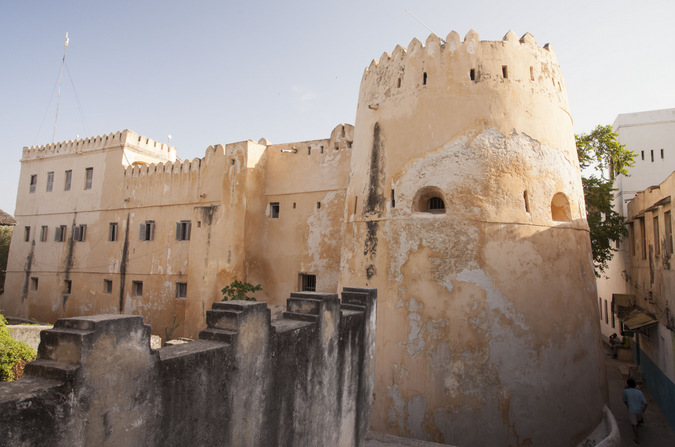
[1,0,674,215]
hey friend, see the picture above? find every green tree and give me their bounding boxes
[0,226,12,293]
[0,315,36,381]
[576,125,636,276]
[221,279,262,301]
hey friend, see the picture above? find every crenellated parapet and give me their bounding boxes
[360,30,568,112]
[22,129,176,163]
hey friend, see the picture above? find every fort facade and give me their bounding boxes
[2,30,606,446]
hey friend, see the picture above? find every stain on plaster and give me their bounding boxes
[119,213,130,313]
[365,122,385,215]
[20,241,35,302]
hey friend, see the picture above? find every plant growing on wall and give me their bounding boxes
[576,125,636,277]
[0,315,36,381]
[221,280,262,301]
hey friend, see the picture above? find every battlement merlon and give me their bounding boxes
[21,129,177,165]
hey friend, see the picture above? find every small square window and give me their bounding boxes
[24,226,30,242]
[85,167,93,190]
[104,279,113,294]
[40,226,48,242]
[270,202,280,218]
[176,282,187,299]
[109,222,118,242]
[299,273,316,292]
[46,172,54,192]
[29,175,37,193]
[176,220,191,241]
[64,280,72,295]
[64,170,72,191]
[30,277,38,291]
[132,281,143,297]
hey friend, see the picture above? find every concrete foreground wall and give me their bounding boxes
[0,287,376,447]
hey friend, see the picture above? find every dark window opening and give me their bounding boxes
[346,141,352,149]
[109,223,118,242]
[524,190,530,213]
[73,224,87,242]
[391,189,396,208]
[230,159,235,165]
[654,216,660,256]
[64,170,72,191]
[55,225,67,242]
[31,277,38,291]
[104,279,113,294]
[665,211,673,254]
[132,281,143,297]
[320,146,324,154]
[423,72,428,85]
[85,167,93,190]
[140,221,155,241]
[176,282,187,299]
[641,151,644,160]
[176,220,192,241]
[317,202,321,209]
[397,77,401,88]
[651,150,654,162]
[64,280,72,295]
[293,202,296,209]
[502,66,508,78]
[628,222,636,257]
[428,197,445,211]
[639,217,646,260]
[46,172,54,192]
[661,149,664,159]
[29,175,37,193]
[300,273,316,292]
[40,226,48,242]
[270,202,280,218]
[307,147,311,155]
[529,66,534,81]
[470,69,476,81]
[24,226,30,242]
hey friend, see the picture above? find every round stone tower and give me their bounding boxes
[339,30,605,446]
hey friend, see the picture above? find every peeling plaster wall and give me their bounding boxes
[339,31,605,446]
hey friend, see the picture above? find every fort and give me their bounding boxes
[2,30,607,446]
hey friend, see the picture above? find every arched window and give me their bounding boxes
[413,186,446,214]
[551,192,571,222]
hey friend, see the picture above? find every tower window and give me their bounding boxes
[132,281,143,297]
[176,282,188,298]
[29,175,37,193]
[391,189,396,208]
[84,167,93,190]
[397,77,401,88]
[470,69,476,81]
[423,72,428,85]
[641,151,644,160]
[46,172,54,192]
[413,187,446,214]
[140,220,155,241]
[55,225,67,242]
[529,66,534,81]
[661,149,664,159]
[40,226,48,242]
[109,222,118,242]
[524,190,530,213]
[104,279,113,294]
[64,170,72,191]
[428,197,445,211]
[31,277,38,291]
[651,150,654,162]
[64,280,72,295]
[24,226,30,242]
[502,66,508,78]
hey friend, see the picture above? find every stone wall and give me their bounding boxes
[0,287,376,447]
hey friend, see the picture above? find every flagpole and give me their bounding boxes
[52,32,69,144]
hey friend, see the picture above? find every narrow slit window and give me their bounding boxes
[661,149,664,159]
[524,191,530,213]
[24,226,30,242]
[423,72,428,85]
[641,151,645,160]
[46,172,54,192]
[64,170,72,191]
[397,77,401,88]
[109,222,118,242]
[470,69,476,81]
[31,277,38,291]
[354,196,358,214]
[320,146,324,154]
[529,66,534,81]
[132,281,143,297]
[29,175,37,193]
[651,150,654,162]
[316,202,321,209]
[40,226,48,242]
[391,189,396,208]
[64,280,72,295]
[104,279,113,294]
[307,147,311,155]
[654,216,660,256]
[293,202,296,209]
[85,167,93,190]
[502,66,508,78]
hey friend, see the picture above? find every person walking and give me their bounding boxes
[622,378,648,444]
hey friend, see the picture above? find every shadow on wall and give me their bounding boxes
[0,288,377,447]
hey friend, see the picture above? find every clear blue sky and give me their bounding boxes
[1,0,674,215]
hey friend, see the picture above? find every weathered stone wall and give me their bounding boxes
[0,287,376,447]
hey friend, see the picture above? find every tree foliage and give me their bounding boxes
[576,125,635,277]
[221,279,262,301]
[0,315,37,381]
